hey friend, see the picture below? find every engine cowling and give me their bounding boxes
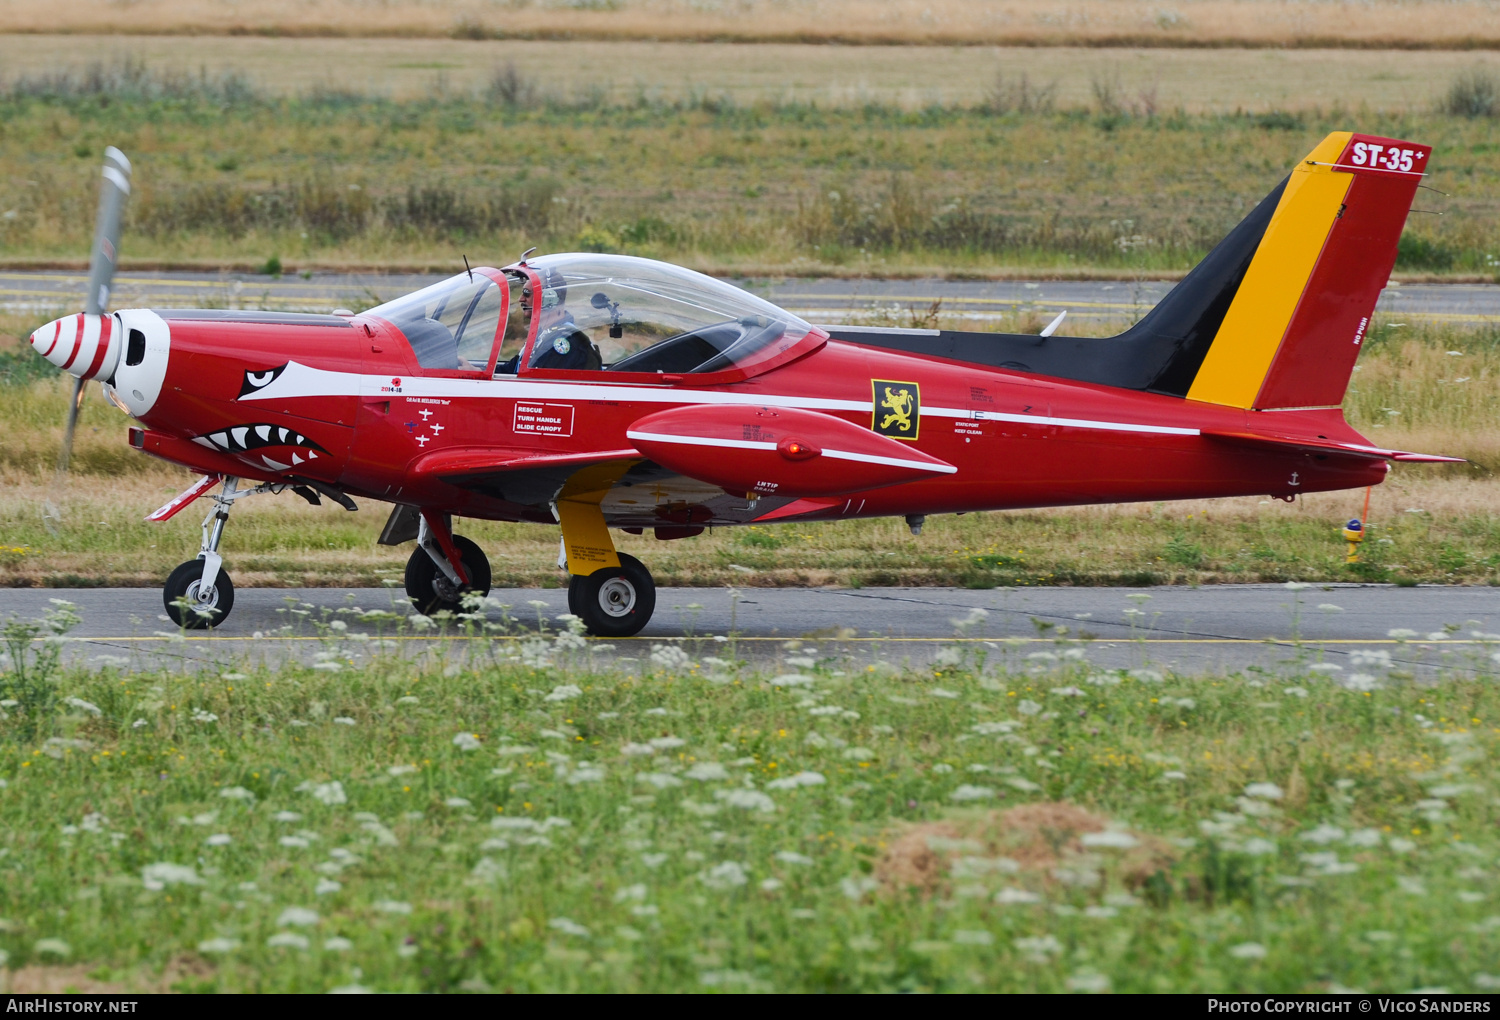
[626,404,955,498]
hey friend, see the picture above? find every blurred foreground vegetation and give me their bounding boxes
[0,601,1498,991]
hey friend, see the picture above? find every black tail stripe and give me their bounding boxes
[826,177,1287,397]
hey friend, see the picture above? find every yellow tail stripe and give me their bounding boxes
[1186,132,1353,409]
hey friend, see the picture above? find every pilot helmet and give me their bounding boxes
[524,266,567,311]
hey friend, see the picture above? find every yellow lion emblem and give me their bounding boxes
[871,380,920,440]
[880,386,914,432]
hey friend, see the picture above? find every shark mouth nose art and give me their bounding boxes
[192,424,330,471]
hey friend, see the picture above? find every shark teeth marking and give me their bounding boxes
[261,455,291,471]
[292,453,304,465]
[189,423,332,458]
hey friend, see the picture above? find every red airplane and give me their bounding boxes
[31,132,1457,635]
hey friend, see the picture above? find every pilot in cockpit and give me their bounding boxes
[498,267,603,373]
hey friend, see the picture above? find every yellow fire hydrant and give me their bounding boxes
[1342,518,1364,563]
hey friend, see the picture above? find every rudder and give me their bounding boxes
[1185,131,1429,410]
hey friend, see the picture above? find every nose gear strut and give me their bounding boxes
[161,475,283,629]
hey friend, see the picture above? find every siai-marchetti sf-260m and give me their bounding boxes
[30,132,1459,635]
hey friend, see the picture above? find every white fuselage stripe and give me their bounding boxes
[243,362,1202,439]
[625,430,958,474]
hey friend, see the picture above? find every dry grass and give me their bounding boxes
[2,35,1498,111]
[6,0,1500,47]
[877,803,1175,898]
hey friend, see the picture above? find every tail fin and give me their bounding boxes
[1180,132,1428,410]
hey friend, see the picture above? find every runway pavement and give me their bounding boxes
[3,270,1498,331]
[3,584,1496,678]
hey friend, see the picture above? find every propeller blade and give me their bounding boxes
[1039,309,1067,337]
[48,147,132,523]
[85,147,132,316]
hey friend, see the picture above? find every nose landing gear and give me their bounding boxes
[161,475,277,629]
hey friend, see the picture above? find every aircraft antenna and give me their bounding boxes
[463,255,473,282]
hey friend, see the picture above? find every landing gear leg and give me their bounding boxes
[556,497,656,637]
[163,475,259,629]
[405,510,491,615]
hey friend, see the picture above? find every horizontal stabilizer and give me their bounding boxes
[1204,429,1464,464]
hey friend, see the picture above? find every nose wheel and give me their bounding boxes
[163,558,236,629]
[567,552,655,637]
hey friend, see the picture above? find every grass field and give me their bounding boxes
[0,316,1496,589]
[6,0,1500,48]
[3,36,1499,111]
[0,604,1498,992]
[0,71,1498,279]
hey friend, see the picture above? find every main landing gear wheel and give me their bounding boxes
[405,534,492,615]
[568,553,656,638]
[163,558,236,630]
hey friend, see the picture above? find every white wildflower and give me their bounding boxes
[1068,970,1111,993]
[714,789,776,813]
[205,833,232,847]
[1301,824,1345,845]
[952,930,993,946]
[950,784,995,802]
[141,863,203,890]
[267,933,309,950]
[547,917,590,937]
[444,797,472,808]
[219,786,255,802]
[701,862,750,889]
[772,674,814,687]
[315,878,342,896]
[1242,838,1278,856]
[197,938,240,954]
[1230,942,1268,960]
[1014,935,1062,959]
[1080,830,1139,849]
[994,887,1043,905]
[685,762,730,781]
[452,733,482,751]
[373,900,412,915]
[775,851,814,866]
[839,876,877,900]
[1016,699,1043,716]
[1244,782,1283,800]
[1005,777,1041,793]
[544,684,582,702]
[766,771,826,790]
[273,811,303,822]
[277,907,319,927]
[324,937,354,952]
[63,697,101,716]
[649,736,686,750]
[621,742,654,757]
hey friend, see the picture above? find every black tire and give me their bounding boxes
[568,553,655,637]
[404,535,491,615]
[163,559,235,630]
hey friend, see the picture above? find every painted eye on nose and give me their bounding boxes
[238,364,287,398]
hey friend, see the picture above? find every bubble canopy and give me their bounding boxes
[514,253,818,379]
